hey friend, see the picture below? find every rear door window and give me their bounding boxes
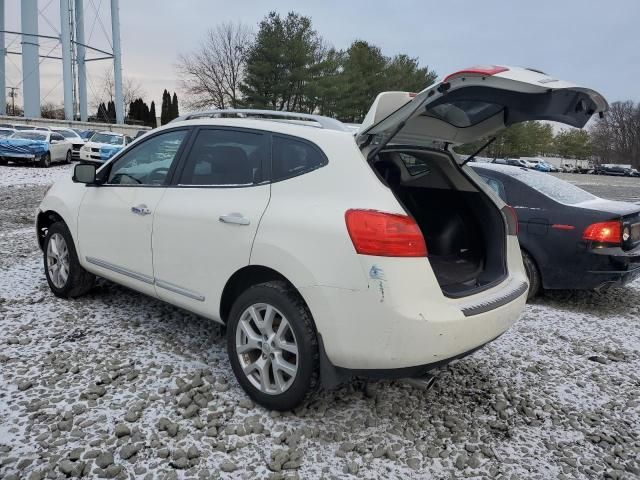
[178,129,268,186]
[272,136,327,182]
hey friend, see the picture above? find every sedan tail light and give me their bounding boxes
[582,221,621,244]
[345,209,427,257]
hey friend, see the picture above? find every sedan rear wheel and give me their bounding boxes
[522,250,541,300]
[38,152,51,168]
[227,281,319,411]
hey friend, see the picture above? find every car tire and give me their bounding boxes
[522,250,541,300]
[64,150,72,164]
[227,281,319,411]
[44,222,95,298]
[38,152,51,168]
[0,157,7,165]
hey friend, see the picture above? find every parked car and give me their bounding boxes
[504,158,534,169]
[471,163,640,298]
[0,127,16,138]
[36,65,606,409]
[51,127,86,160]
[79,131,133,163]
[527,159,552,172]
[0,130,72,167]
[597,164,631,176]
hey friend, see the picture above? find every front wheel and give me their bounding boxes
[227,281,319,411]
[522,250,541,300]
[38,152,51,168]
[44,222,95,298]
[64,150,72,164]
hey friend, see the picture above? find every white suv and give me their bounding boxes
[36,66,607,410]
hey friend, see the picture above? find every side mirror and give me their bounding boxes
[73,163,97,184]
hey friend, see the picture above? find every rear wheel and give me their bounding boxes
[521,250,541,300]
[227,281,319,411]
[44,222,95,298]
[38,152,51,168]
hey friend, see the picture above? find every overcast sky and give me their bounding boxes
[3,0,639,115]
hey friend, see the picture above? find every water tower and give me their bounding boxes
[0,0,124,123]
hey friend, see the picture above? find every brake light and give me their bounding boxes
[345,209,427,257]
[502,205,519,235]
[582,221,621,244]
[444,65,509,83]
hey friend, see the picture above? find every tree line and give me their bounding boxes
[178,12,436,123]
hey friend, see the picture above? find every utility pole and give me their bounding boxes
[7,86,18,115]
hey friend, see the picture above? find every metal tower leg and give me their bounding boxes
[21,0,41,118]
[110,0,123,124]
[74,0,87,121]
[60,0,73,120]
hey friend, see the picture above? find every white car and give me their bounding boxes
[36,65,607,409]
[51,127,86,160]
[0,130,72,167]
[79,131,132,163]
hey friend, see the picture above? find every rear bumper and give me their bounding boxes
[301,272,527,371]
[543,245,640,290]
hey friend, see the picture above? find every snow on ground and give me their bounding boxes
[0,163,74,187]
[1,168,639,479]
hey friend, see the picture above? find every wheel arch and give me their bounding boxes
[219,265,313,326]
[36,210,67,250]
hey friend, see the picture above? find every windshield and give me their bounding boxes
[514,171,596,204]
[13,125,35,131]
[90,133,124,145]
[0,129,14,138]
[55,129,79,139]
[11,131,47,141]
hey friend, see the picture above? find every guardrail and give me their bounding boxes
[0,116,152,135]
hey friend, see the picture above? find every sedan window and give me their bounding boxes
[106,130,187,186]
[178,129,267,186]
[479,175,507,202]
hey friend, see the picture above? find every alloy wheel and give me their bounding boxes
[235,303,299,395]
[46,233,70,289]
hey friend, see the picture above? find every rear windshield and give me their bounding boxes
[513,171,595,204]
[12,131,47,140]
[90,133,124,145]
[424,101,503,127]
[55,129,79,139]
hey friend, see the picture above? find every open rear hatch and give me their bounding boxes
[357,65,608,154]
[358,66,608,297]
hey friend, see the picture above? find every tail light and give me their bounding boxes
[345,209,427,257]
[582,221,621,244]
[502,205,519,235]
[444,66,509,83]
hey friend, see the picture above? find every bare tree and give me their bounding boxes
[92,68,146,117]
[590,101,640,168]
[177,22,252,110]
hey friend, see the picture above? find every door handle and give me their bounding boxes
[219,213,250,226]
[131,204,152,216]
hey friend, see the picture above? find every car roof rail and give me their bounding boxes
[170,109,350,132]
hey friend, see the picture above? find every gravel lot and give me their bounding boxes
[1,164,639,479]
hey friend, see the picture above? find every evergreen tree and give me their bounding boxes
[160,89,171,125]
[107,101,116,123]
[240,12,324,111]
[149,101,157,128]
[171,92,179,120]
